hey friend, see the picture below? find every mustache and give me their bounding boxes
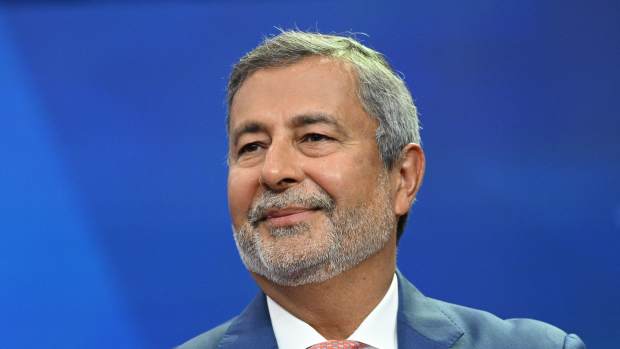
[247,188,335,226]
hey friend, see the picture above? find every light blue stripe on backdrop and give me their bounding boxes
[0,10,144,349]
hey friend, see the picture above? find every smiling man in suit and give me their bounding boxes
[178,31,585,349]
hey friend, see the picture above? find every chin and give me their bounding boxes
[255,260,347,287]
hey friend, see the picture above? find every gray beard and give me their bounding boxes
[232,178,395,286]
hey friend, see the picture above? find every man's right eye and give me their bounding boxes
[238,142,261,156]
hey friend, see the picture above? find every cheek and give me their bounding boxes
[307,156,373,203]
[312,168,345,196]
[227,168,259,225]
[307,148,383,206]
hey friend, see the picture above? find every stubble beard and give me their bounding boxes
[233,174,395,286]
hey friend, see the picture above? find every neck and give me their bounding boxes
[253,235,397,340]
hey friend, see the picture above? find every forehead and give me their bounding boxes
[228,56,371,132]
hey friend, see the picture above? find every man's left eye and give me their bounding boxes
[302,133,331,142]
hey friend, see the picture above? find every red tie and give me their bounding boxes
[307,340,367,349]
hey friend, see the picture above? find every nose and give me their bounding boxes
[259,139,304,191]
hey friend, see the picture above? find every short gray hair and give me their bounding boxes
[226,30,421,240]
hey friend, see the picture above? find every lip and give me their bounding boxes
[264,207,316,227]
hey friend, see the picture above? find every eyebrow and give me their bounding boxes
[230,121,267,147]
[230,112,347,147]
[289,113,345,134]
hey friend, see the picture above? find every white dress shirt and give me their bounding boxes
[266,274,399,349]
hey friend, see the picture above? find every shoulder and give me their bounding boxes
[175,318,235,349]
[430,298,586,349]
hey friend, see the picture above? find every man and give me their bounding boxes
[178,31,585,349]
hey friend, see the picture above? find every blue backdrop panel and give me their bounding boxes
[0,1,618,348]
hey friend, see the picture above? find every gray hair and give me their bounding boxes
[226,30,421,240]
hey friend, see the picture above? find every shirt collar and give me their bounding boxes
[266,273,399,349]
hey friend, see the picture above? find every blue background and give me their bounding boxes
[1,1,618,348]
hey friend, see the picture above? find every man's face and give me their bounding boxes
[227,56,398,286]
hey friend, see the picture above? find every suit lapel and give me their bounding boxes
[396,270,464,349]
[217,293,278,349]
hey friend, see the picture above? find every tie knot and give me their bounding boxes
[307,340,366,349]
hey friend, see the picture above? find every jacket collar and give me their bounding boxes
[217,292,277,349]
[396,270,464,349]
[218,270,464,349]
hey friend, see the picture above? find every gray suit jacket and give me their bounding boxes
[178,271,585,349]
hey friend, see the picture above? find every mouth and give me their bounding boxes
[262,207,318,227]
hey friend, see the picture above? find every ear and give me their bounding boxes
[392,143,425,216]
